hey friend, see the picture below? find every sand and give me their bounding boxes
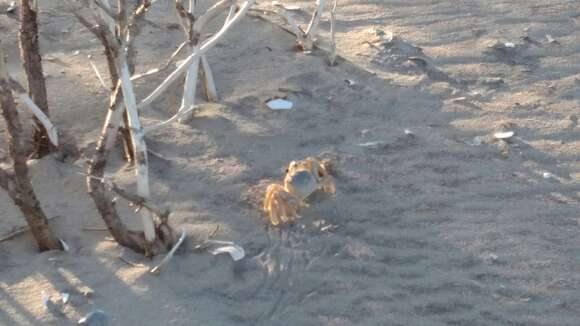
[1,0,580,325]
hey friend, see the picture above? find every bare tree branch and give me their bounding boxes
[138,0,254,109]
[18,0,52,157]
[0,43,62,251]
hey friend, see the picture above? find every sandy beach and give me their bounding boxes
[1,1,580,325]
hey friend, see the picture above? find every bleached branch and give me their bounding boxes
[328,0,338,66]
[305,0,326,36]
[200,55,218,102]
[14,93,59,146]
[130,41,188,81]
[178,53,199,123]
[192,0,232,33]
[88,55,110,90]
[138,0,254,109]
[143,105,197,134]
[116,51,156,242]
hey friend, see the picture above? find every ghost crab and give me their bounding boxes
[263,157,336,226]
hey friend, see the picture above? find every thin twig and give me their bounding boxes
[88,55,109,90]
[79,172,170,221]
[82,226,109,232]
[149,228,186,274]
[144,105,197,134]
[193,0,232,34]
[131,41,188,81]
[92,0,119,20]
[0,215,63,244]
[110,182,170,221]
[208,225,220,238]
[118,255,146,267]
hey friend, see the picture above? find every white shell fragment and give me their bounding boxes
[272,1,301,11]
[59,238,70,252]
[470,136,484,146]
[344,79,356,87]
[542,172,555,179]
[404,129,415,136]
[41,291,50,310]
[61,292,70,304]
[205,240,245,261]
[493,131,514,140]
[357,141,386,148]
[6,1,16,13]
[546,34,558,44]
[504,42,516,48]
[266,98,293,110]
[78,310,108,325]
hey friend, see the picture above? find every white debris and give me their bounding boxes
[493,131,514,140]
[266,98,293,110]
[149,228,187,274]
[41,291,50,310]
[78,310,108,325]
[471,136,484,146]
[61,292,70,304]
[205,240,245,261]
[59,238,70,252]
[542,172,555,179]
[6,1,17,13]
[344,79,356,87]
[357,141,385,148]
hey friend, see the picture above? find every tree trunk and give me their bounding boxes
[18,0,52,158]
[86,86,173,256]
[0,79,62,251]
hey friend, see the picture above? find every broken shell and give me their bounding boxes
[470,136,484,146]
[59,238,70,252]
[266,98,293,110]
[6,1,17,14]
[357,141,386,148]
[546,34,559,44]
[493,131,515,140]
[205,240,245,261]
[344,79,356,87]
[61,292,70,304]
[542,172,555,179]
[78,310,108,325]
[41,291,50,310]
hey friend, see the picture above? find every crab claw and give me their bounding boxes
[263,184,299,226]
